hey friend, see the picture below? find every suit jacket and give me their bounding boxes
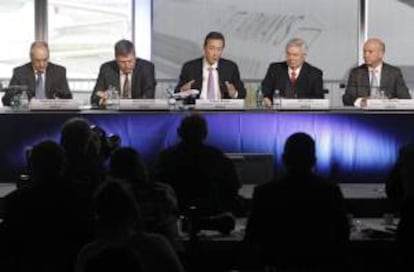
[3,62,72,106]
[343,62,410,106]
[90,58,156,106]
[244,173,349,268]
[261,61,324,100]
[174,58,246,99]
[155,142,241,216]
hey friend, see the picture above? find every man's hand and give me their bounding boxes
[263,97,272,108]
[96,90,108,106]
[180,80,195,92]
[225,81,238,98]
[360,97,367,108]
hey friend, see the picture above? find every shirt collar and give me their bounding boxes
[288,66,302,77]
[203,59,218,70]
[368,62,383,73]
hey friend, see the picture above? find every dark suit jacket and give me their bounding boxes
[174,58,246,99]
[261,61,324,100]
[244,173,349,268]
[155,142,241,216]
[90,58,156,106]
[343,63,410,106]
[3,62,72,106]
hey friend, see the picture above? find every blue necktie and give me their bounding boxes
[35,71,46,99]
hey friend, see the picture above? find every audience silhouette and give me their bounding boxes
[155,113,241,218]
[244,132,350,271]
[75,179,184,272]
[0,140,91,272]
[386,144,414,270]
[110,147,182,251]
[83,246,143,272]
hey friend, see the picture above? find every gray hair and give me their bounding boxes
[30,41,49,57]
[114,39,135,57]
[285,37,308,55]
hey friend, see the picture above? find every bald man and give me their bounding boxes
[343,38,410,107]
[2,41,72,106]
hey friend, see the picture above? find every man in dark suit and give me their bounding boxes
[91,39,156,107]
[261,37,323,107]
[175,32,246,102]
[244,132,350,271]
[154,113,241,217]
[343,38,410,107]
[2,41,72,106]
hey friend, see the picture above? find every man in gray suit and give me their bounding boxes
[343,38,410,107]
[91,39,156,107]
[2,41,72,106]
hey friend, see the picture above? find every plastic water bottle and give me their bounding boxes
[19,90,29,110]
[106,85,119,110]
[166,85,176,110]
[273,89,281,110]
[256,87,263,108]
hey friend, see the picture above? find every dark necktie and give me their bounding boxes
[207,67,215,100]
[122,73,131,98]
[35,71,45,99]
[290,70,297,86]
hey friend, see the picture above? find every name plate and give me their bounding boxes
[365,99,414,110]
[195,99,245,110]
[119,99,169,110]
[280,99,329,110]
[29,99,80,110]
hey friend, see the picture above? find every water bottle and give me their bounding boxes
[166,85,176,110]
[20,90,29,110]
[273,89,281,110]
[10,93,21,109]
[106,85,119,110]
[256,87,263,108]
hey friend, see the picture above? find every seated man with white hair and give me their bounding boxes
[261,37,324,107]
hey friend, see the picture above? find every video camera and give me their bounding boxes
[89,125,121,160]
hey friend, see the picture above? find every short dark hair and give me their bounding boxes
[60,117,91,157]
[177,113,208,144]
[110,147,149,185]
[283,132,316,171]
[203,31,225,47]
[29,140,65,180]
[114,39,135,57]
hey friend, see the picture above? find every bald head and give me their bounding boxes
[30,41,49,72]
[363,38,385,68]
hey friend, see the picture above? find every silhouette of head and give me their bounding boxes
[60,117,91,153]
[94,179,143,231]
[282,132,316,174]
[84,246,143,272]
[177,113,208,145]
[29,140,65,182]
[110,147,149,185]
[397,144,414,196]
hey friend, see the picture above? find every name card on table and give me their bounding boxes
[29,99,80,111]
[279,99,330,110]
[365,99,414,110]
[195,99,245,110]
[119,99,169,110]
